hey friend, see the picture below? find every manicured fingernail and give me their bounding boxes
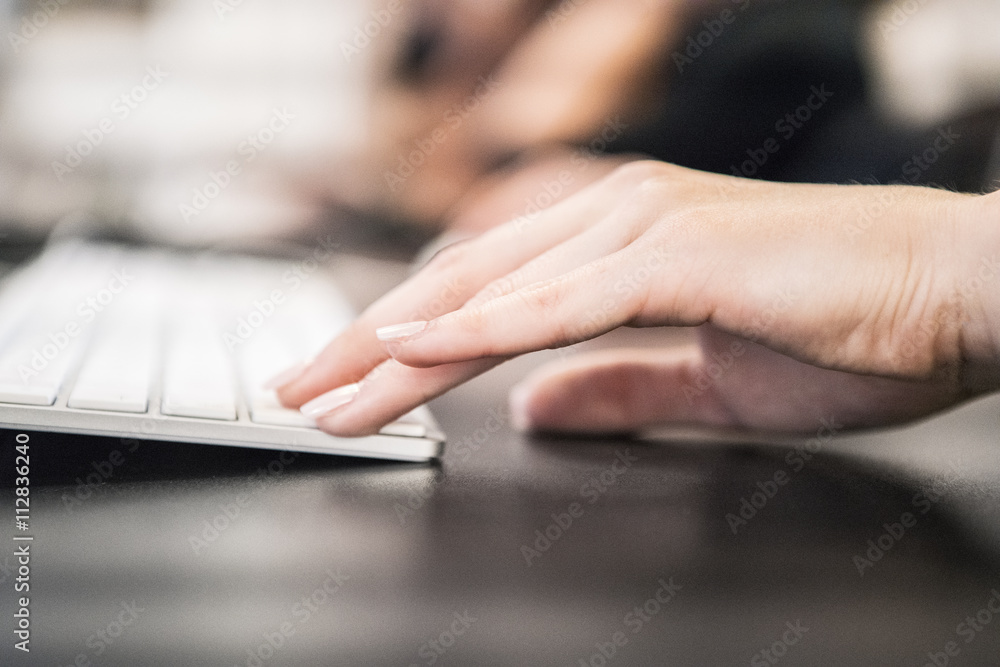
[508,383,533,432]
[263,360,311,390]
[300,383,361,418]
[376,321,428,342]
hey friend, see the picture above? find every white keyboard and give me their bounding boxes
[0,241,444,461]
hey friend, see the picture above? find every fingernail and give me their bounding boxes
[263,360,311,390]
[508,383,533,432]
[376,321,428,342]
[300,383,361,418]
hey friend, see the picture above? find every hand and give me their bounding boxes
[275,161,1000,436]
[335,0,682,226]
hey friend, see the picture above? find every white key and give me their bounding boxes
[236,323,426,436]
[380,409,428,438]
[248,394,426,436]
[68,266,163,413]
[161,324,238,421]
[0,325,87,406]
[249,390,318,428]
[237,328,316,428]
[68,322,157,413]
[286,283,353,356]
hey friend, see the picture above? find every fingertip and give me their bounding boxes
[301,382,377,437]
[274,384,303,409]
[314,413,381,438]
[508,382,535,432]
[300,383,361,419]
[274,361,324,408]
[273,377,312,409]
[263,360,311,391]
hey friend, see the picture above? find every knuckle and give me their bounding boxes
[603,161,702,226]
[453,308,501,356]
[472,276,516,307]
[606,159,678,189]
[517,284,572,346]
[456,307,489,336]
[517,281,565,315]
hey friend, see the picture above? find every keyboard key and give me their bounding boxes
[236,325,304,424]
[379,422,428,438]
[68,321,157,413]
[0,325,87,406]
[379,409,429,438]
[237,335,428,436]
[162,324,238,421]
[248,391,318,428]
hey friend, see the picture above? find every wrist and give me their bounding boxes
[958,191,1000,393]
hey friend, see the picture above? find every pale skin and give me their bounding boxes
[275,161,1000,437]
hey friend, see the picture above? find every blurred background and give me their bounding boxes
[0,0,370,245]
[0,0,998,249]
[2,6,1000,663]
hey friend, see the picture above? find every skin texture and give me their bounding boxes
[277,161,1000,437]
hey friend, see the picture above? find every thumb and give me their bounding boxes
[508,346,738,434]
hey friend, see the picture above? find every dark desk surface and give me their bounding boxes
[3,252,1000,666]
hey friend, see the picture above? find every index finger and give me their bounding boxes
[275,171,630,408]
